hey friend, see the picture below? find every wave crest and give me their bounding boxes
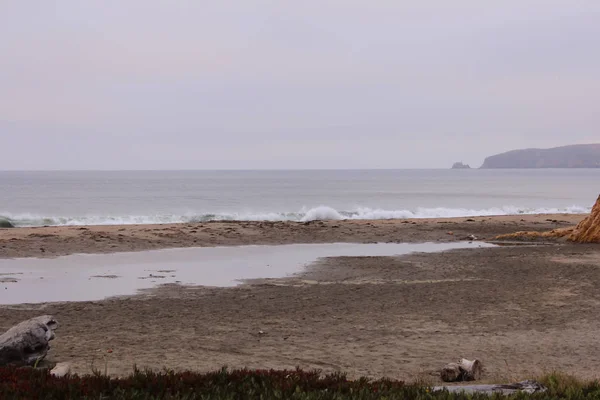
[301,206,343,222]
[0,205,589,227]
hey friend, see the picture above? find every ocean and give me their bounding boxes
[0,169,598,227]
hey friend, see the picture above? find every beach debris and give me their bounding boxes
[434,380,546,395]
[459,234,478,241]
[440,358,482,382]
[0,315,58,366]
[138,274,166,280]
[258,330,266,335]
[51,362,71,377]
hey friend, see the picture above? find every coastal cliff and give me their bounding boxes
[480,144,600,168]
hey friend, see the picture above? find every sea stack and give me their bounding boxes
[451,162,471,169]
[570,195,600,243]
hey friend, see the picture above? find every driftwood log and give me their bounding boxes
[441,358,482,382]
[0,315,58,366]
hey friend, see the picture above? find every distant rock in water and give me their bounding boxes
[451,162,471,169]
[0,218,14,228]
[481,144,600,168]
[570,195,600,243]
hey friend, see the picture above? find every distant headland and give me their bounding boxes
[480,144,600,169]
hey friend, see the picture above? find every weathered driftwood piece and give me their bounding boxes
[0,315,58,366]
[434,380,546,395]
[441,358,482,382]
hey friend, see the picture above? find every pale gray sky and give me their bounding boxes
[1,1,599,170]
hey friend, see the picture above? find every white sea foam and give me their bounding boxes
[0,205,590,227]
[300,206,343,221]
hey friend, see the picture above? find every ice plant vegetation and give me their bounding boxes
[0,367,598,399]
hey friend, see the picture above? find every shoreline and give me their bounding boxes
[0,213,586,259]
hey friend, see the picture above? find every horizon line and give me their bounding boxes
[0,167,471,172]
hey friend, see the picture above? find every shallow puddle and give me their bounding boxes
[0,242,493,304]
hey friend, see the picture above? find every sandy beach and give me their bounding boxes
[0,213,584,258]
[2,213,600,382]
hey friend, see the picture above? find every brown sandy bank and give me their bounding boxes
[0,213,585,259]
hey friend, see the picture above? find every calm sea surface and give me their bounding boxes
[0,169,598,227]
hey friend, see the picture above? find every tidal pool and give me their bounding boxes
[0,241,493,304]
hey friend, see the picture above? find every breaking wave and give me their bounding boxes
[0,205,590,227]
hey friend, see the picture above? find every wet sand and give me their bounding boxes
[0,242,491,304]
[1,214,600,382]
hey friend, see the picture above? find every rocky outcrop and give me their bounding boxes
[451,162,471,169]
[481,144,600,168]
[570,195,600,243]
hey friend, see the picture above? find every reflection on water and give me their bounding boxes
[0,242,493,304]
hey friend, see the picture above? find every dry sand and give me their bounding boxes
[2,213,600,383]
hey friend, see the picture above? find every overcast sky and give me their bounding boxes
[1,1,599,170]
